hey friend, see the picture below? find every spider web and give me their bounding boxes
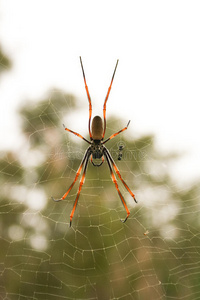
[1,89,200,300]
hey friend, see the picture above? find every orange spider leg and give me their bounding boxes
[63,124,91,144]
[103,120,130,144]
[90,155,104,166]
[80,56,92,140]
[69,151,90,226]
[103,59,119,138]
[105,148,137,203]
[51,148,91,202]
[104,151,130,223]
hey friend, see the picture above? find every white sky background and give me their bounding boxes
[0,0,200,184]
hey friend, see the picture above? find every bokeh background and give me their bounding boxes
[1,1,200,299]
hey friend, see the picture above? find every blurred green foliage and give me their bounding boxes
[0,46,12,76]
[1,47,200,299]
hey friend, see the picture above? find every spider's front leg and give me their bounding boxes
[80,56,93,140]
[102,59,119,138]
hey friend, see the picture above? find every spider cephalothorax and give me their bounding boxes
[91,141,104,159]
[52,57,137,226]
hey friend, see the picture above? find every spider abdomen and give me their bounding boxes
[91,116,103,140]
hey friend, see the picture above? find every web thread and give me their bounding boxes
[1,89,200,300]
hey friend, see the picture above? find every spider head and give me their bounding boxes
[91,141,104,159]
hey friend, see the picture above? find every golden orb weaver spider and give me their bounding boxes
[52,57,137,226]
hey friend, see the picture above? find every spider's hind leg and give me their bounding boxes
[90,155,104,167]
[104,150,130,223]
[51,196,62,202]
[69,150,91,227]
[51,148,91,203]
[105,148,137,204]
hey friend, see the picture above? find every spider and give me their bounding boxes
[52,57,137,226]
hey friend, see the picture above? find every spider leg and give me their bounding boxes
[90,155,104,167]
[63,124,91,144]
[103,59,119,138]
[51,148,91,202]
[80,57,92,140]
[104,148,137,203]
[104,150,130,223]
[69,151,90,227]
[103,120,130,144]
